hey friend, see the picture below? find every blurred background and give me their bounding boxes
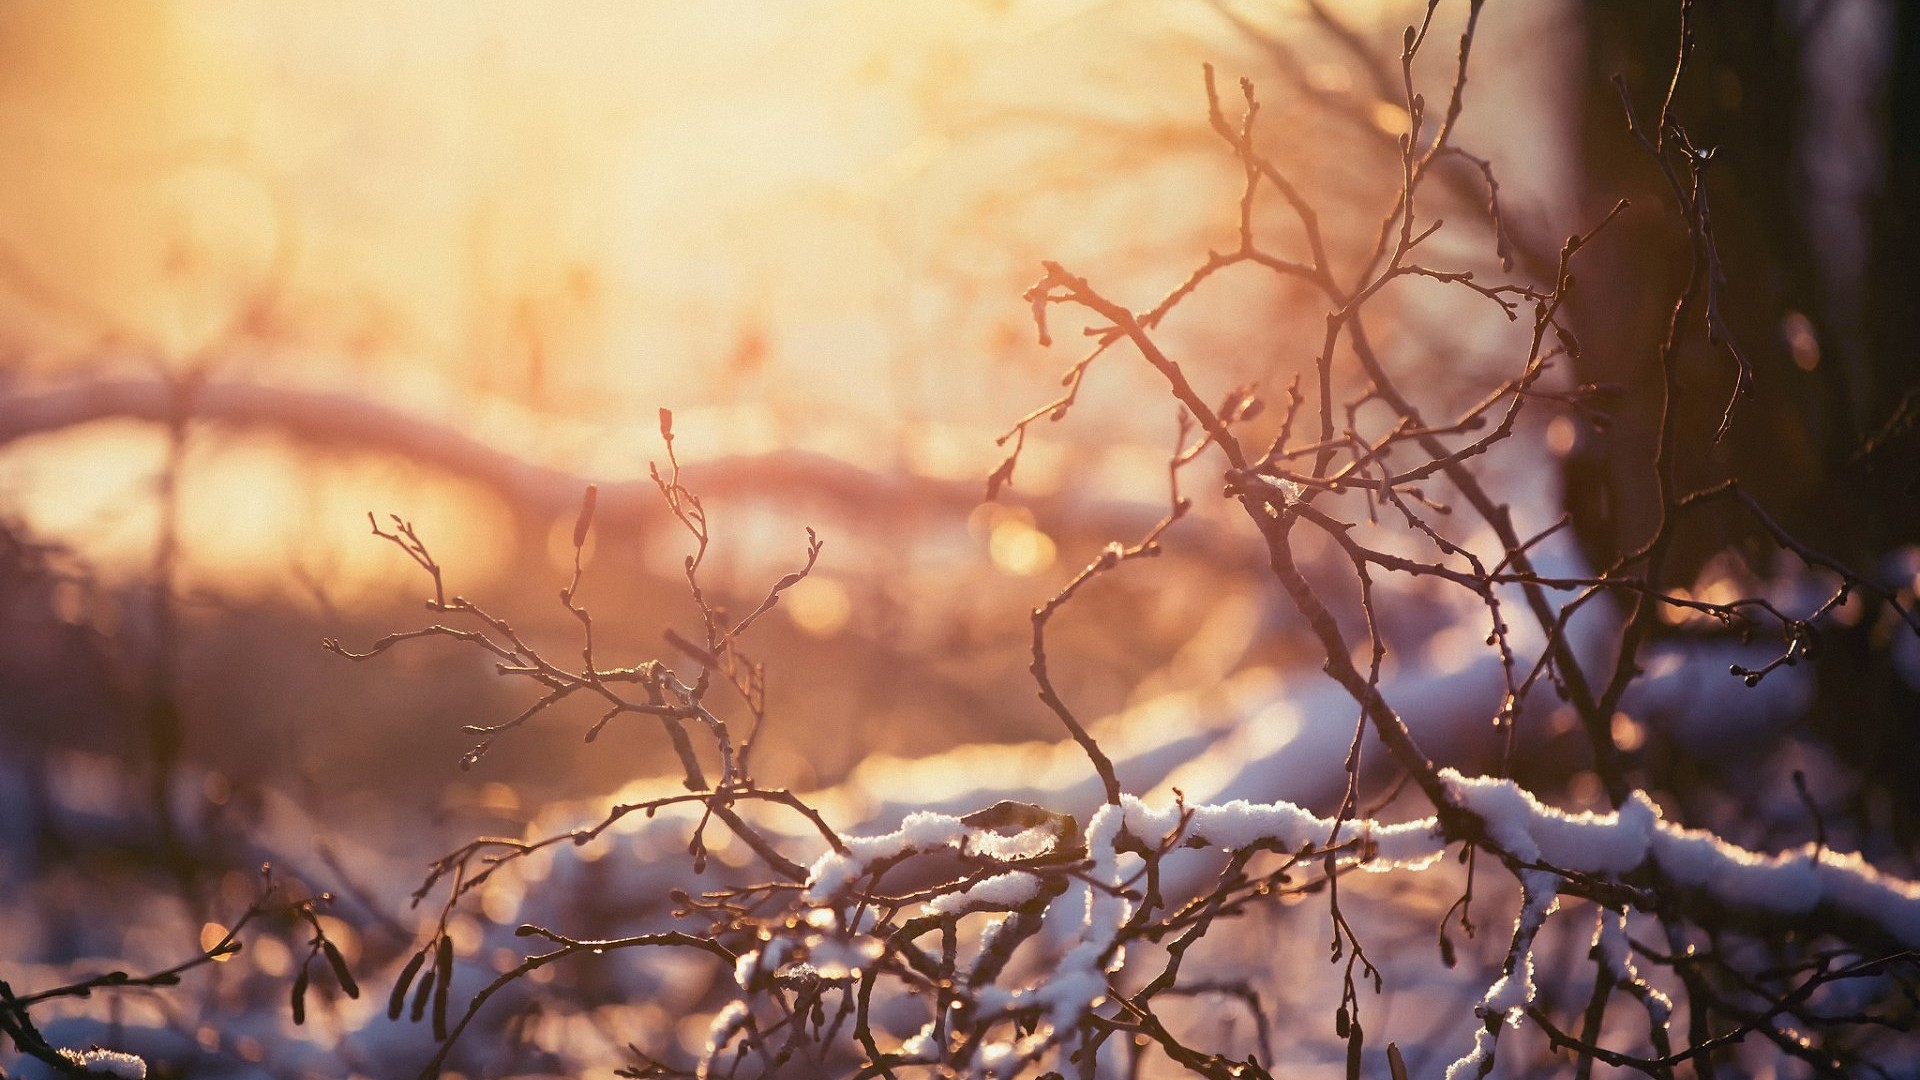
[2,0,1918,1071]
[0,0,1590,811]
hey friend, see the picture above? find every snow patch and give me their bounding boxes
[56,1049,147,1080]
[926,871,1044,916]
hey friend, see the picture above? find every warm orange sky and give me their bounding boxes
[0,2,1235,397]
[0,1,1576,599]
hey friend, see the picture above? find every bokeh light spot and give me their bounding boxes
[989,518,1055,576]
[784,575,852,638]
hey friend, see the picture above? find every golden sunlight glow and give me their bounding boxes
[1546,415,1577,456]
[246,934,293,979]
[3,426,513,602]
[0,0,1255,600]
[198,922,232,961]
[989,517,1057,576]
[545,514,601,576]
[784,575,853,638]
[1370,99,1412,137]
[1610,711,1646,753]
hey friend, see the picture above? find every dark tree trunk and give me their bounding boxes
[1567,0,1918,572]
[1565,0,1920,839]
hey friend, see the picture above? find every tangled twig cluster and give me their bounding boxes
[10,3,1918,1079]
[307,4,1920,1079]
